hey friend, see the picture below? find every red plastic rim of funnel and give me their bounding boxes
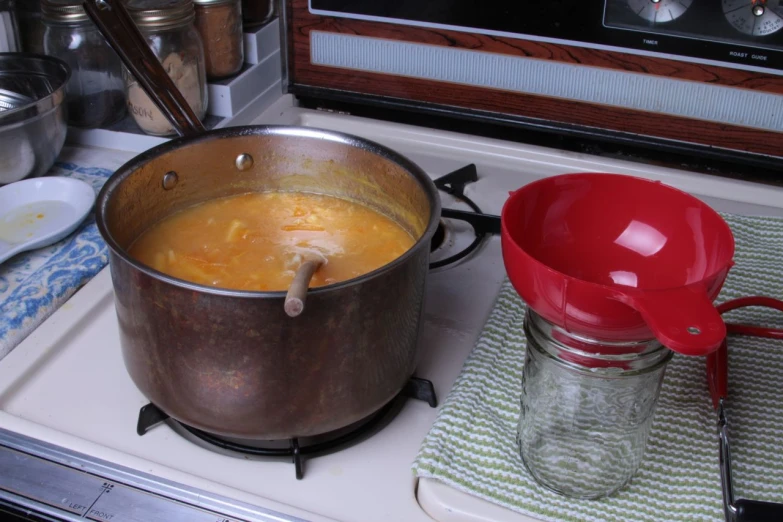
[501,172,735,356]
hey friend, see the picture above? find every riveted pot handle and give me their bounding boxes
[83,0,205,138]
[625,286,726,356]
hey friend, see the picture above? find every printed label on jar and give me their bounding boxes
[126,53,204,136]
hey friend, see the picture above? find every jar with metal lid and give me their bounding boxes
[124,0,208,136]
[193,0,244,79]
[516,308,673,499]
[42,0,126,128]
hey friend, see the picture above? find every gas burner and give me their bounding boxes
[136,377,437,480]
[430,165,501,270]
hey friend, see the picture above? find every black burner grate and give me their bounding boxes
[431,164,501,269]
[136,377,437,480]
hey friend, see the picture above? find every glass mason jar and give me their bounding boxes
[193,0,244,80]
[42,0,126,128]
[124,0,208,136]
[517,309,673,499]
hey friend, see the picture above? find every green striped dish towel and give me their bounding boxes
[412,213,783,522]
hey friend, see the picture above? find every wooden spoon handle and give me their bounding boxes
[284,259,323,317]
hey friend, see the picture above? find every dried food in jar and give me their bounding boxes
[194,0,244,79]
[124,0,208,136]
[127,52,204,135]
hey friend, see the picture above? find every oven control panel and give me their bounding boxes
[605,0,783,68]
[309,0,783,72]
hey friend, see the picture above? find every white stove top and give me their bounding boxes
[1,95,783,522]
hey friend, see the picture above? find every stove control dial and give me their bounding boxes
[723,0,783,36]
[627,0,693,23]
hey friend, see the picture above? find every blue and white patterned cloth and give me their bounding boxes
[0,162,115,359]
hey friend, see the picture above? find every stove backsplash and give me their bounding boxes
[284,0,783,165]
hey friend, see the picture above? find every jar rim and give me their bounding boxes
[41,0,89,23]
[192,0,238,5]
[126,0,196,29]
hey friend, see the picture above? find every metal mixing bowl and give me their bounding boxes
[0,53,70,185]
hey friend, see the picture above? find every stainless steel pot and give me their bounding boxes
[87,0,440,439]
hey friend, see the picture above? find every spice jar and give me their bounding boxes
[193,0,244,79]
[42,0,126,128]
[516,309,672,499]
[124,0,208,136]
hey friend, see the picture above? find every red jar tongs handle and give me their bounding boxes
[708,296,783,522]
[707,296,783,409]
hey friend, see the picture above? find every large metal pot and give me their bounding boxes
[97,127,439,439]
[87,0,440,439]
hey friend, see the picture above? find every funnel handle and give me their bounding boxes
[628,287,726,356]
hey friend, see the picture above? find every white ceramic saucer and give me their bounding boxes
[0,177,96,264]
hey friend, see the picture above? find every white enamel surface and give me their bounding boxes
[1,98,783,522]
[0,177,95,264]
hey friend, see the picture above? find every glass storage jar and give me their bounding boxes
[125,0,208,136]
[42,0,126,128]
[193,0,244,79]
[517,309,673,499]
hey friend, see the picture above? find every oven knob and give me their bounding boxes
[627,0,693,23]
[722,0,783,36]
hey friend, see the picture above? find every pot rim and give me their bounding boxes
[96,124,442,298]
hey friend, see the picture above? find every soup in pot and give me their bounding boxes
[128,192,416,291]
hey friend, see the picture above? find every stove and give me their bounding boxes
[1,98,782,522]
[3,11,783,513]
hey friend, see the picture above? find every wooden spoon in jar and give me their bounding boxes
[284,252,327,317]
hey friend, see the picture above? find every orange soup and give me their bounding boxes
[128,192,416,291]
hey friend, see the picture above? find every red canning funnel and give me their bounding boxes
[501,173,735,357]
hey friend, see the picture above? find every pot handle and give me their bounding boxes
[82,0,206,138]
[626,287,726,356]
